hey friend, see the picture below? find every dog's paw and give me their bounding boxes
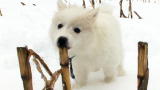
[72,81,87,89]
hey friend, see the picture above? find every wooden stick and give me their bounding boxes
[59,48,71,90]
[134,11,142,19]
[82,0,86,8]
[90,0,95,8]
[20,2,26,6]
[29,49,62,90]
[128,0,133,19]
[47,69,62,90]
[119,0,127,18]
[0,9,2,16]
[138,42,149,90]
[28,49,53,77]
[17,47,33,90]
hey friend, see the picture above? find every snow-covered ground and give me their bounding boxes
[0,0,160,90]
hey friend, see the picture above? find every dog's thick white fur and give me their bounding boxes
[50,0,124,87]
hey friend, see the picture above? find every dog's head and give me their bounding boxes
[50,0,98,52]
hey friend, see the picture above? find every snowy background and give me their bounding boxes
[0,0,160,90]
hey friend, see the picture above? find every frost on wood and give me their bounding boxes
[138,42,149,90]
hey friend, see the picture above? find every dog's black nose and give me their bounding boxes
[57,36,68,48]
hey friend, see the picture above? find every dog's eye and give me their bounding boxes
[74,27,81,34]
[57,24,63,29]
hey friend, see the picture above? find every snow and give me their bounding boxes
[0,0,160,90]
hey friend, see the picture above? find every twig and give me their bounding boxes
[33,57,62,90]
[82,0,86,8]
[33,57,48,83]
[134,11,142,19]
[21,2,26,6]
[29,49,62,90]
[17,47,33,90]
[119,0,127,18]
[32,4,36,6]
[0,9,2,16]
[90,0,95,8]
[128,0,133,19]
[46,69,62,90]
[17,47,63,90]
[28,49,53,77]
[138,42,149,90]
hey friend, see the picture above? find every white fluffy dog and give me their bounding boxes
[50,0,124,87]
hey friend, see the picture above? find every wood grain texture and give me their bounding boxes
[59,48,71,90]
[138,42,149,90]
[17,47,33,90]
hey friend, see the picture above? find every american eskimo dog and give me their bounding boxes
[50,0,124,87]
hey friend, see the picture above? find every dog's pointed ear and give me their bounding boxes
[86,9,99,22]
[57,0,67,10]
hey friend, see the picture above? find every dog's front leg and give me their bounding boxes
[103,66,116,83]
[74,66,88,88]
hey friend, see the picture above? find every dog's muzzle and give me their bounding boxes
[57,36,69,48]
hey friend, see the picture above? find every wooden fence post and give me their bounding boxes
[138,42,149,90]
[17,47,33,90]
[59,48,71,90]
